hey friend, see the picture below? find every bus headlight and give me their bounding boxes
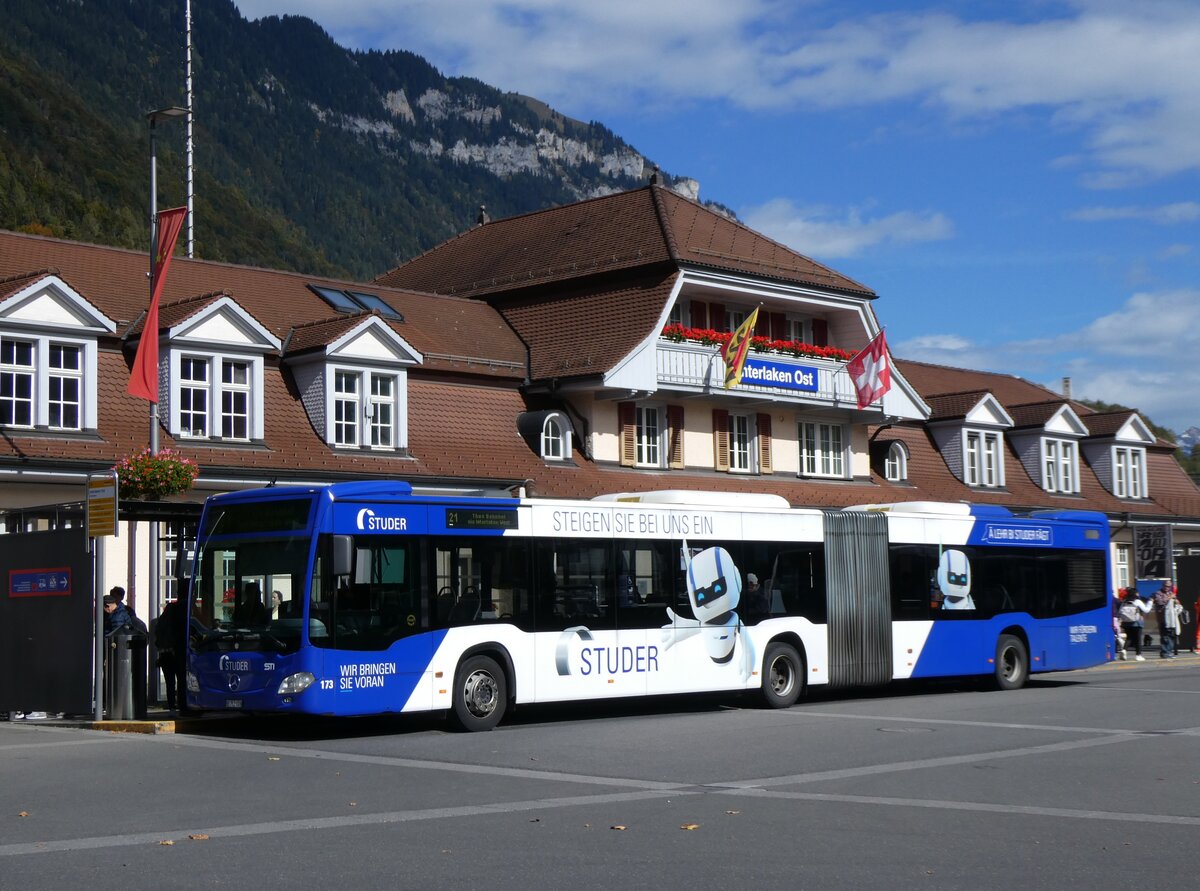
[186,671,200,693]
[278,672,316,695]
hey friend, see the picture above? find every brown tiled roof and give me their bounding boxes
[1081,410,1138,438]
[1006,400,1069,430]
[376,184,874,298]
[0,231,525,375]
[504,270,678,380]
[0,268,57,300]
[924,390,991,421]
[895,358,1063,405]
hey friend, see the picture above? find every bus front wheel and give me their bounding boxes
[760,642,803,708]
[994,634,1029,691]
[450,655,507,731]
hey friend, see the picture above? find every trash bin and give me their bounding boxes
[108,627,148,721]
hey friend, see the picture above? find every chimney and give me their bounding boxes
[649,166,662,186]
[477,205,490,226]
[1061,376,1072,398]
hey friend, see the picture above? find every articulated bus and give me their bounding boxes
[184,482,1113,730]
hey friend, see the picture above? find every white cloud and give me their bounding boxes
[742,199,953,259]
[1068,202,1200,223]
[896,288,1200,430]
[235,1,1200,182]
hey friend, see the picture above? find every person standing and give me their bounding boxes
[1153,582,1174,658]
[154,598,190,713]
[1160,589,1184,660]
[1118,589,1151,662]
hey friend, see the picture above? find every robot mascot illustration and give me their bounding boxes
[661,539,755,680]
[937,548,976,610]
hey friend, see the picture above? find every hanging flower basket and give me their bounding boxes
[114,449,200,500]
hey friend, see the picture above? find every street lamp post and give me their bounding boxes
[145,105,188,705]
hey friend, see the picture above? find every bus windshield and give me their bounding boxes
[191,531,313,655]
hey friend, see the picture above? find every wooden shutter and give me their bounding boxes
[690,301,708,329]
[712,409,730,472]
[667,404,685,469]
[618,401,636,467]
[710,302,726,332]
[769,312,786,341]
[754,310,770,337]
[757,413,773,474]
[812,318,828,346]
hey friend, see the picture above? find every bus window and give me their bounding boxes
[615,540,676,629]
[889,544,935,621]
[533,539,613,631]
[769,545,826,623]
[432,538,534,631]
[311,535,422,650]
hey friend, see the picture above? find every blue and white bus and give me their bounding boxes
[184,483,1113,730]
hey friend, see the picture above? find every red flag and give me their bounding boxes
[846,329,892,409]
[721,307,759,388]
[127,207,187,402]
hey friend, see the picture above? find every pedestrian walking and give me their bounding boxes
[1118,589,1151,662]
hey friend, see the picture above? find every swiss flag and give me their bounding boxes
[846,330,891,409]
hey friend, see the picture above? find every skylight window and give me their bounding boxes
[307,285,404,321]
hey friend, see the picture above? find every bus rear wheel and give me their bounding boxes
[450,655,507,731]
[760,642,803,708]
[994,634,1029,691]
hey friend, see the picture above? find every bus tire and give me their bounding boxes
[450,655,507,731]
[760,642,803,708]
[994,634,1028,691]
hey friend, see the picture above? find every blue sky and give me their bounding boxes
[234,0,1200,434]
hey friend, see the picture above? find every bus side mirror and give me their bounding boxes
[332,534,353,578]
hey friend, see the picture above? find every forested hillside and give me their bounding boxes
[0,0,691,279]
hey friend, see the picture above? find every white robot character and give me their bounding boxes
[937,548,976,610]
[661,540,754,679]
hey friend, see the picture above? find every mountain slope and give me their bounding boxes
[0,0,696,279]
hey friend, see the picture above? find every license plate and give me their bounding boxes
[225,698,243,709]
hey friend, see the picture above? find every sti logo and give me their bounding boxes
[355,508,408,532]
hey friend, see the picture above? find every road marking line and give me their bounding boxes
[721,788,1200,826]
[716,732,1137,789]
[0,789,692,857]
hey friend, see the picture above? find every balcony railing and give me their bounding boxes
[656,339,864,405]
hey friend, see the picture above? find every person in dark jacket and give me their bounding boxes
[154,598,190,713]
[103,592,133,636]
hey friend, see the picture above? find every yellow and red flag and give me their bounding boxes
[127,207,187,402]
[721,307,759,388]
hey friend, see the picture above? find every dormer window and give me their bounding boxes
[1042,438,1078,494]
[1114,446,1146,498]
[0,274,114,434]
[541,412,571,461]
[331,367,399,449]
[174,352,261,441]
[884,442,908,482]
[965,430,1003,487]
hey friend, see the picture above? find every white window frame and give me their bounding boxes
[541,412,572,462]
[964,429,1003,488]
[884,442,908,482]
[635,404,664,468]
[220,358,251,440]
[1042,438,1079,494]
[799,420,845,478]
[1113,446,1146,499]
[170,350,264,442]
[0,333,96,432]
[326,365,403,451]
[667,300,687,328]
[1115,543,1131,590]
[728,412,756,473]
[784,315,809,344]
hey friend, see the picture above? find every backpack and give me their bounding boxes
[1118,601,1139,623]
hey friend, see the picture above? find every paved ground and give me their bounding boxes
[2,654,1197,889]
